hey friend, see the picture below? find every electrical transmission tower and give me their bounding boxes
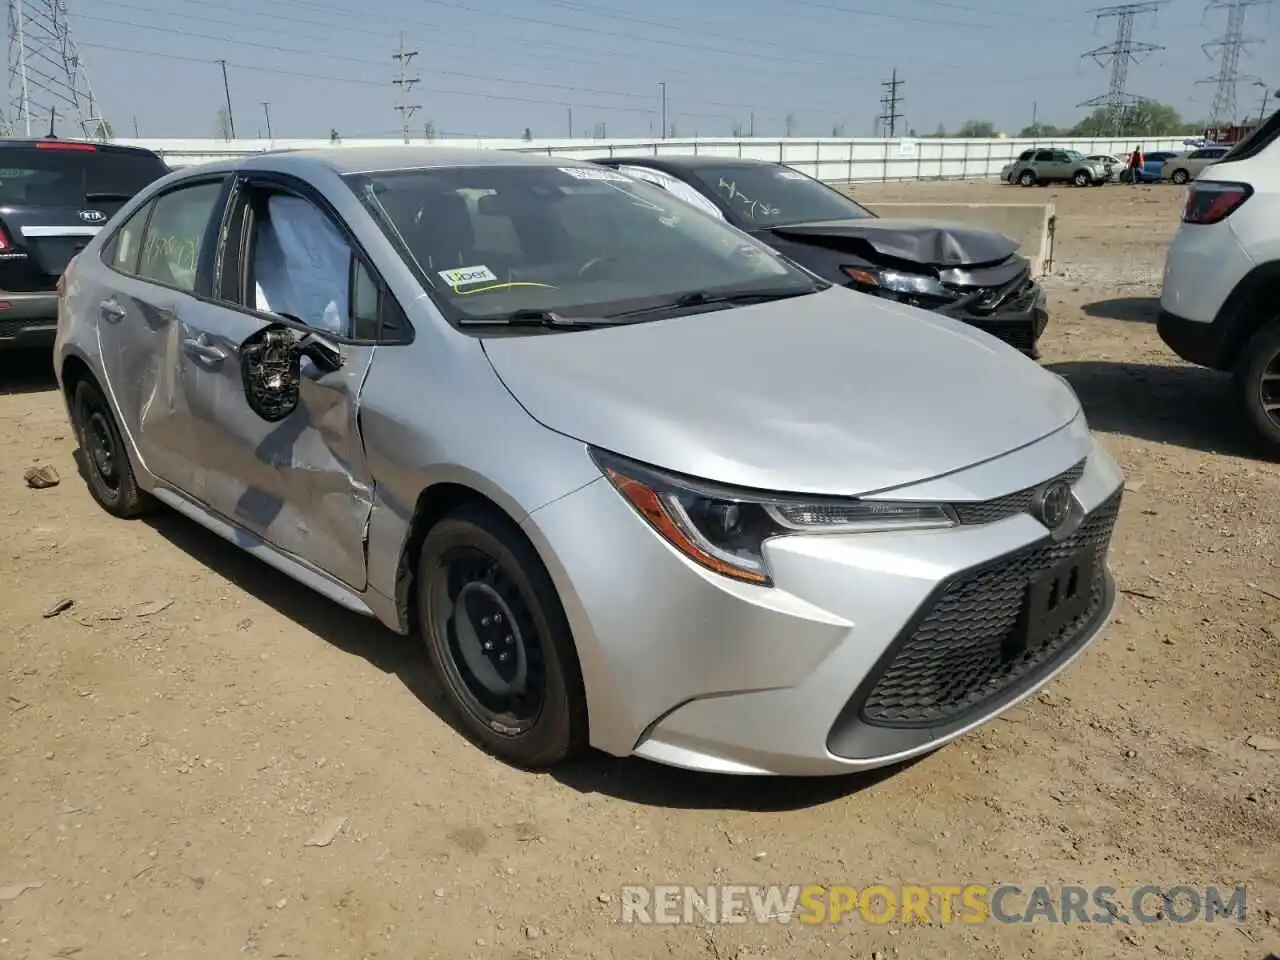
[1198,0,1269,128]
[1079,2,1167,135]
[392,31,421,144]
[5,0,104,138]
[877,68,904,138]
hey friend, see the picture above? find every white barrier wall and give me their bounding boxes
[114,135,1191,182]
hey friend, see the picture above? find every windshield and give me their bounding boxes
[684,164,875,229]
[346,164,818,322]
[0,145,167,205]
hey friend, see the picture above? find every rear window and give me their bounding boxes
[684,163,875,228]
[0,145,168,205]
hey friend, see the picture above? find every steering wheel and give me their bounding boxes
[577,255,619,278]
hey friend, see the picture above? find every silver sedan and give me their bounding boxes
[54,147,1124,776]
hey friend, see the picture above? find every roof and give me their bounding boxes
[598,155,780,171]
[249,145,584,175]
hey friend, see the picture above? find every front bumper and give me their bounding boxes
[0,292,58,349]
[525,416,1124,776]
[941,282,1049,356]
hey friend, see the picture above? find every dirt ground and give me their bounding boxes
[2,179,1278,960]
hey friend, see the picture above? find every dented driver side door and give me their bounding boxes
[165,175,378,591]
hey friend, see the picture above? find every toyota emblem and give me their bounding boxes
[78,209,106,224]
[1034,481,1073,532]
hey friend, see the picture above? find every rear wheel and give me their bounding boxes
[417,503,589,769]
[70,378,152,518]
[1171,169,1190,185]
[1234,320,1280,459]
[1018,170,1036,187]
[1073,170,1091,187]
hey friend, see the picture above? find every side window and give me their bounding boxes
[1053,151,1072,162]
[1033,150,1054,162]
[1188,149,1206,159]
[350,258,380,341]
[250,191,354,336]
[1018,150,1034,161]
[103,201,153,276]
[137,181,223,292]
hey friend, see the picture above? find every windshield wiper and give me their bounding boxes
[458,309,614,328]
[606,286,819,320]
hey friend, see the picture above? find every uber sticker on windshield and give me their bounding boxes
[439,265,498,287]
[776,170,807,180]
[558,167,629,182]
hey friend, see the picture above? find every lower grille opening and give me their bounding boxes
[855,490,1122,730]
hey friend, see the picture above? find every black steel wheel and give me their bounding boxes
[417,503,588,768]
[71,377,152,518]
[1234,319,1280,459]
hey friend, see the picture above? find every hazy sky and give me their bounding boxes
[60,0,1280,139]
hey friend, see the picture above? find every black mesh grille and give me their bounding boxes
[0,318,37,338]
[859,490,1121,728]
[952,459,1086,526]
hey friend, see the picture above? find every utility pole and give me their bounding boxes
[877,68,904,138]
[1031,101,1038,129]
[659,81,667,139]
[132,116,139,136]
[261,100,272,139]
[749,111,755,136]
[392,31,421,145]
[216,59,235,139]
[1197,0,1268,128]
[567,104,572,137]
[1078,2,1167,135]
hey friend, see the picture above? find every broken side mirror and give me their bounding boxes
[240,324,302,422]
[296,331,344,374]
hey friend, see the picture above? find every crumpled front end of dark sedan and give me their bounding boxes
[842,257,1049,356]
[765,220,1050,358]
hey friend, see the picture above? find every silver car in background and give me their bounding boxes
[54,147,1124,776]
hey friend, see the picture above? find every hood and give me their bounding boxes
[482,287,1080,496]
[767,218,1019,268]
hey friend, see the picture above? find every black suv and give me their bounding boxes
[0,139,169,350]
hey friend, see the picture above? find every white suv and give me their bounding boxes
[1158,101,1280,455]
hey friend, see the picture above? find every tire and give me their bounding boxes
[1018,170,1036,187]
[1233,320,1280,459]
[416,503,589,768]
[1171,169,1190,185]
[1073,170,1091,187]
[70,378,153,518]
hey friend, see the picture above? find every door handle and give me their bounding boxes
[99,298,126,324]
[182,337,227,365]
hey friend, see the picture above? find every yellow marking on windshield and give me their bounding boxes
[453,281,560,297]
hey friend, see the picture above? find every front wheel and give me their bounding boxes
[1171,169,1190,185]
[417,503,589,768]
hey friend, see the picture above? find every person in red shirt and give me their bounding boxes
[1128,145,1144,185]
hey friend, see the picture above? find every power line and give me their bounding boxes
[391,30,420,144]
[1197,0,1269,128]
[877,68,904,138]
[72,10,844,120]
[1078,2,1168,135]
[5,0,104,138]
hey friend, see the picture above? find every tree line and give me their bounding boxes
[923,101,1207,140]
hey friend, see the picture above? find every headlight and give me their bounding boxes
[842,266,956,301]
[591,449,957,586]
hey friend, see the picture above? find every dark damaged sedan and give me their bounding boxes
[592,156,1049,357]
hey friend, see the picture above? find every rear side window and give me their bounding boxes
[137,181,224,292]
[105,202,153,275]
[0,146,168,205]
[1033,151,1053,162]
[1018,150,1033,161]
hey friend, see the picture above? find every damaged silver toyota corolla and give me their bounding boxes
[54,147,1124,776]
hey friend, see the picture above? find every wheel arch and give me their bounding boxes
[1217,260,1280,369]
